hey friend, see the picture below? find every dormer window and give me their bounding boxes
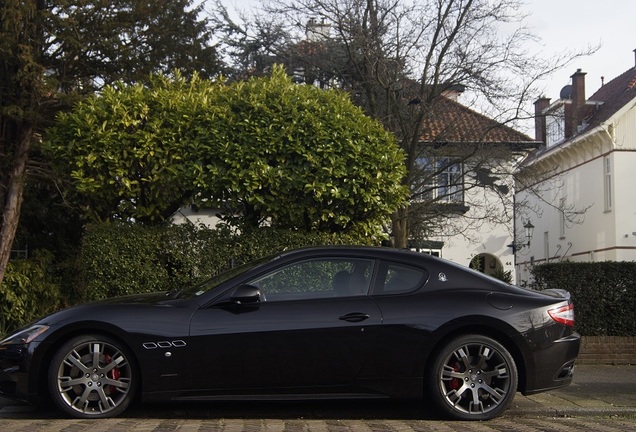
[545,105,565,147]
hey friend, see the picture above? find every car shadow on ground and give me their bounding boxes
[1,398,439,420]
[125,399,438,420]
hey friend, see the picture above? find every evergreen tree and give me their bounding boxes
[0,0,221,285]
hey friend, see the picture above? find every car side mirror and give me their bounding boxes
[231,285,261,305]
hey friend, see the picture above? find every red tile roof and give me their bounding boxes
[419,97,537,146]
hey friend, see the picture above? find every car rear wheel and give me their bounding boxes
[48,334,137,418]
[428,334,517,420]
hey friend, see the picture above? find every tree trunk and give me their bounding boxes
[391,206,410,249]
[0,125,33,286]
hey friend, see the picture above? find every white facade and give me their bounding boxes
[424,171,517,281]
[171,205,223,228]
[515,70,636,286]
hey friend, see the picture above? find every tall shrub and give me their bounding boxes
[45,67,407,239]
[0,251,61,335]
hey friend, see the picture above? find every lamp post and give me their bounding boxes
[523,221,535,247]
[508,220,534,252]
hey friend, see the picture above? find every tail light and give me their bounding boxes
[548,303,575,327]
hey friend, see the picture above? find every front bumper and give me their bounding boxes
[0,344,36,403]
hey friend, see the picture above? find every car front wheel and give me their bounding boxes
[48,334,137,418]
[428,334,518,420]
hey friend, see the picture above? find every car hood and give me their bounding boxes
[30,291,182,328]
[96,291,177,305]
[14,291,193,344]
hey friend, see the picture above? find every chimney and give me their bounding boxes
[306,18,331,42]
[534,97,551,144]
[565,69,586,138]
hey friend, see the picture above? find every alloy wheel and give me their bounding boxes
[49,335,135,417]
[431,335,517,420]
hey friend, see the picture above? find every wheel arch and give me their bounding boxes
[423,318,530,394]
[35,323,143,403]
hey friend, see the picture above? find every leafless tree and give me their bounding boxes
[209,0,596,247]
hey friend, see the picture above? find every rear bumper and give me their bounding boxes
[522,332,581,395]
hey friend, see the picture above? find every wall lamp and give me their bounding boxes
[508,220,535,252]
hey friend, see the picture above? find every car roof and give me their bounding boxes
[276,245,438,262]
[274,245,519,292]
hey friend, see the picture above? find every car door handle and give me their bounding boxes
[339,312,370,323]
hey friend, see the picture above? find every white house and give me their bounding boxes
[514,51,636,285]
[170,203,223,228]
[412,88,538,281]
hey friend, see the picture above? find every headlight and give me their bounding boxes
[0,325,49,346]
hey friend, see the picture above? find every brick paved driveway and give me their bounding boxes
[2,397,636,431]
[2,365,636,431]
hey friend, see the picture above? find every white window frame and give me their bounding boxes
[414,157,464,203]
[559,197,566,239]
[604,156,612,212]
[546,107,565,147]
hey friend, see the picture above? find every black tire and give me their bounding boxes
[427,334,518,420]
[47,334,138,418]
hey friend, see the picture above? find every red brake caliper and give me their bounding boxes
[449,362,461,390]
[104,354,120,394]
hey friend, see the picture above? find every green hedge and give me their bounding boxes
[0,251,62,336]
[78,222,374,302]
[531,262,636,336]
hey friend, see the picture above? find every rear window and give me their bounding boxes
[376,262,428,295]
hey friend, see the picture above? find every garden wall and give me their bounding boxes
[577,336,636,365]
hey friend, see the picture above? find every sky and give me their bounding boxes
[525,0,635,100]
[217,0,635,105]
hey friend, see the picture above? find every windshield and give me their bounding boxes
[174,254,278,299]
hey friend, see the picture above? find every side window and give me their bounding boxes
[378,262,428,294]
[247,258,374,302]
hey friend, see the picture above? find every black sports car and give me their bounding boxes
[0,246,580,420]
